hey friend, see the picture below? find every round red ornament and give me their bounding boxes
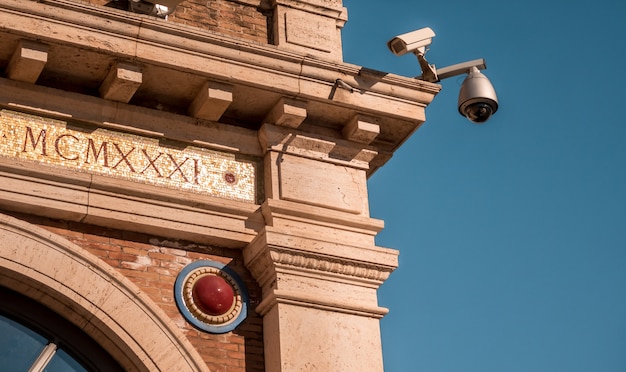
[192,275,235,316]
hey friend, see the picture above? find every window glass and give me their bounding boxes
[44,348,88,372]
[0,314,47,371]
[0,286,123,371]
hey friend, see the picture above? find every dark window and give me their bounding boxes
[0,286,123,372]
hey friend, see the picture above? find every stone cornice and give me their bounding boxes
[261,198,384,234]
[0,0,439,176]
[1,0,438,102]
[255,289,389,318]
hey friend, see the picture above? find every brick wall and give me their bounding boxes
[14,213,264,372]
[83,0,269,44]
[171,0,269,43]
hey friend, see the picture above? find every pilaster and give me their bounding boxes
[244,124,398,371]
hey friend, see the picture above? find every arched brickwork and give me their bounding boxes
[0,213,208,372]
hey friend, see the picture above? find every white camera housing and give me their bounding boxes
[458,67,499,123]
[129,0,184,18]
[387,27,435,56]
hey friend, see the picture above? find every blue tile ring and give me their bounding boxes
[175,260,249,334]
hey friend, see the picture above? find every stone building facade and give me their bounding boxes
[0,0,439,371]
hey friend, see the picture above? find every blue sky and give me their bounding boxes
[341,1,626,371]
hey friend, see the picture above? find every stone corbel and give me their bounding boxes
[99,61,142,103]
[342,113,380,144]
[263,97,307,128]
[188,81,234,121]
[5,39,48,84]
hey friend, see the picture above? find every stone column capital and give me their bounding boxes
[243,199,398,318]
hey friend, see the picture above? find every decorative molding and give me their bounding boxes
[255,289,389,318]
[269,246,395,282]
[261,198,384,235]
[0,155,264,249]
[245,234,396,289]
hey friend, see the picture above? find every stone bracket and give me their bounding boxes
[263,97,307,128]
[188,81,234,121]
[99,61,143,103]
[5,39,49,84]
[343,114,380,144]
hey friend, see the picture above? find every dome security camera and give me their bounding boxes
[458,67,499,123]
[387,27,500,123]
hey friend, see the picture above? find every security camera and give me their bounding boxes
[386,26,500,123]
[458,67,499,123]
[129,0,184,18]
[387,27,435,56]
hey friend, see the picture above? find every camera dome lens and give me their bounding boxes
[464,102,493,123]
[457,67,499,123]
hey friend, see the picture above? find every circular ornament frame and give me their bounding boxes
[175,260,249,334]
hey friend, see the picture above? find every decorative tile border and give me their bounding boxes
[0,110,258,203]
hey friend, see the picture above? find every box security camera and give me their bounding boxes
[387,27,435,56]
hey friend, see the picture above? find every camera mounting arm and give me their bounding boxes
[416,52,438,83]
[417,57,487,83]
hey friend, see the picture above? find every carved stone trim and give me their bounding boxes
[268,247,394,283]
[244,234,395,289]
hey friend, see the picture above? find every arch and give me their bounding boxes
[0,213,208,372]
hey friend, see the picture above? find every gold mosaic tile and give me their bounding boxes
[0,110,258,203]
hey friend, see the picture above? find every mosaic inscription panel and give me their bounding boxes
[0,110,257,203]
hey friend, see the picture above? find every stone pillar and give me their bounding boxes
[266,0,348,61]
[244,124,398,371]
